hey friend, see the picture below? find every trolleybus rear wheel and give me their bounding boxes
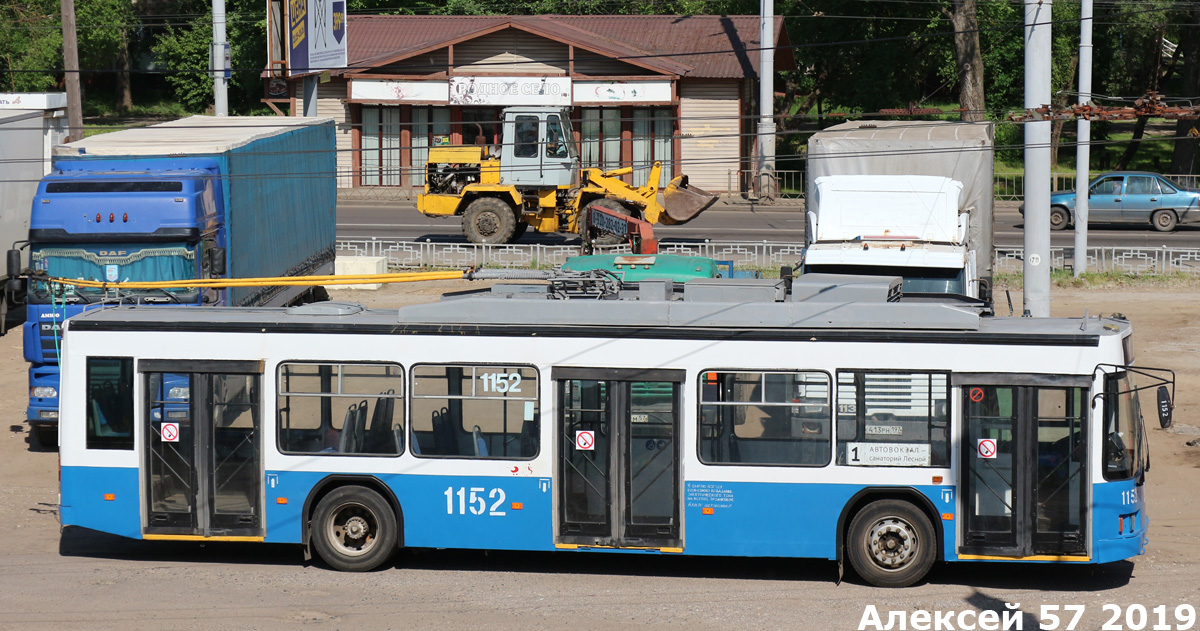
[846,499,935,588]
[312,486,398,572]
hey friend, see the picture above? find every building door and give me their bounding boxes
[960,383,1088,557]
[142,360,263,538]
[556,368,683,550]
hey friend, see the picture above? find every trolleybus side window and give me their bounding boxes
[411,364,539,459]
[276,362,404,456]
[698,370,831,466]
[86,357,134,450]
[836,371,949,467]
[1103,372,1143,481]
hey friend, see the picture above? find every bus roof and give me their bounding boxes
[65,274,1130,345]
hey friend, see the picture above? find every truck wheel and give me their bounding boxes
[463,198,516,244]
[846,499,936,588]
[580,198,634,246]
[508,219,529,243]
[1152,209,1178,232]
[1050,206,1070,230]
[311,486,398,572]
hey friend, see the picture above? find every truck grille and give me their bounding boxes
[38,322,62,362]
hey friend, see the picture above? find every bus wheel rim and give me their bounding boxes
[328,503,377,557]
[866,516,918,570]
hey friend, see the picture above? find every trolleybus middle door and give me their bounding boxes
[555,368,684,551]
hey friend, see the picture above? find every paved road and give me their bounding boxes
[338,199,1200,248]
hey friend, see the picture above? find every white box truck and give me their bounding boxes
[804,120,994,301]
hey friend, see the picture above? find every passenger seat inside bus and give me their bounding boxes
[339,401,368,453]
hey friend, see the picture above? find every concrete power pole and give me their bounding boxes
[60,0,84,142]
[1023,0,1052,317]
[1074,0,1093,277]
[213,0,229,116]
[758,0,776,199]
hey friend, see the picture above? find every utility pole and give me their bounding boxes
[60,0,83,141]
[1023,0,1052,317]
[213,0,228,116]
[758,0,776,200]
[1073,0,1093,277]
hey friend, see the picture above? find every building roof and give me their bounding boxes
[343,14,794,79]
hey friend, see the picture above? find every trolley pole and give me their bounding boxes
[1023,0,1052,316]
[758,0,776,200]
[1073,0,1093,277]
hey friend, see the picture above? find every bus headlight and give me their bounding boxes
[31,386,57,398]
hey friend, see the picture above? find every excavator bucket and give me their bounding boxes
[660,175,718,225]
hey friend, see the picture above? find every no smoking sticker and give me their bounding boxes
[575,430,595,451]
[976,438,997,459]
[969,387,985,403]
[161,422,180,443]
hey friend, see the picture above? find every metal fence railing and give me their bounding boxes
[337,238,1200,276]
[718,171,1200,202]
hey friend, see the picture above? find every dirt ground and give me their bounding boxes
[0,281,1197,630]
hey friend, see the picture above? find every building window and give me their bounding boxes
[580,108,621,172]
[361,106,401,186]
[410,364,539,459]
[411,106,451,186]
[632,107,673,187]
[87,357,134,450]
[699,371,831,466]
[836,371,949,467]
[276,362,404,456]
[458,107,499,146]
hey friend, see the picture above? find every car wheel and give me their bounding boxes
[1152,209,1178,232]
[1049,206,1069,231]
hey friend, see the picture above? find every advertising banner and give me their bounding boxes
[449,76,571,106]
[288,0,347,77]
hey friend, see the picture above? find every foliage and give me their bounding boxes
[151,0,267,114]
[0,0,62,92]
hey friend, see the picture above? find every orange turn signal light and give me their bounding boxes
[942,513,954,521]
[932,476,943,484]
[276,498,288,505]
[702,507,715,515]
[103,493,115,501]
[511,502,523,510]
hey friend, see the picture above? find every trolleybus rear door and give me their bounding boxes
[140,360,264,539]
[960,381,1088,558]
[555,368,683,550]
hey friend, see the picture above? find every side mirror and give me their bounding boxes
[209,247,227,276]
[1157,385,1173,429]
[6,249,20,279]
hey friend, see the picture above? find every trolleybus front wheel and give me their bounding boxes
[311,486,398,572]
[846,499,936,588]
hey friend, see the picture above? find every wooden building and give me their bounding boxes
[272,15,793,193]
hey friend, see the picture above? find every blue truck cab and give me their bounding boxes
[24,160,222,431]
[18,116,338,443]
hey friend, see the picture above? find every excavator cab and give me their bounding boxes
[499,107,579,188]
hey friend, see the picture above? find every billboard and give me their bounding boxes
[288,0,347,77]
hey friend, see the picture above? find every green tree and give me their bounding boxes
[152,0,266,114]
[0,0,62,93]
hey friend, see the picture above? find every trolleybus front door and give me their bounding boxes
[960,383,1088,558]
[555,368,683,550]
[140,360,264,539]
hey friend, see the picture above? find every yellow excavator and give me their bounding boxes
[416,107,718,245]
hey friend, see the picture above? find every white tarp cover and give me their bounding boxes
[812,175,963,244]
[807,120,994,278]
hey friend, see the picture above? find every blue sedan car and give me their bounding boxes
[1022,171,1200,232]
